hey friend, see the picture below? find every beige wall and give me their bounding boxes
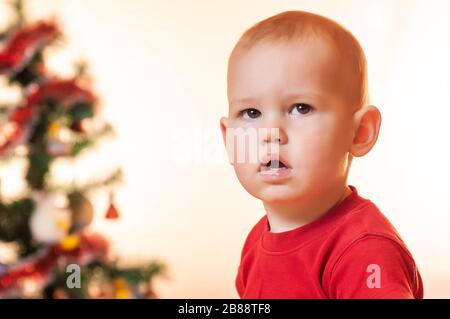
[1,0,449,298]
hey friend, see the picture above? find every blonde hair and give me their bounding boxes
[229,11,369,108]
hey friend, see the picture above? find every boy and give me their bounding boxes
[220,11,423,298]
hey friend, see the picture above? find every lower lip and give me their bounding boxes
[258,167,292,181]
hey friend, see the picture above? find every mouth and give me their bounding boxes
[260,159,288,171]
[258,155,293,181]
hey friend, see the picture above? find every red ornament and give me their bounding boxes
[0,122,24,156]
[0,21,59,74]
[0,232,111,293]
[105,192,119,219]
[70,120,84,133]
[24,79,96,109]
[80,233,109,256]
[8,79,96,125]
[9,105,33,123]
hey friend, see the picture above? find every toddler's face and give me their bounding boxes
[222,38,358,204]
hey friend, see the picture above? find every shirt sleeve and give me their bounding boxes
[328,235,423,299]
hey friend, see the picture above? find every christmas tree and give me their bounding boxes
[0,0,165,298]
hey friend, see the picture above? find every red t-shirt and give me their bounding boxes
[236,186,423,298]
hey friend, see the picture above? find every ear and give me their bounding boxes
[220,117,233,165]
[220,116,229,146]
[350,105,382,157]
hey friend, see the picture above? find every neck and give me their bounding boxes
[263,184,352,233]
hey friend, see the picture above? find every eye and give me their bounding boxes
[290,103,313,116]
[240,108,261,119]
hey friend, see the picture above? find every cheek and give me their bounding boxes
[234,162,254,177]
[288,117,351,171]
[233,162,262,198]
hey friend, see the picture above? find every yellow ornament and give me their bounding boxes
[59,234,80,251]
[48,121,61,138]
[113,278,131,299]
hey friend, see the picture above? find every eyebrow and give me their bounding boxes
[229,97,255,106]
[229,92,325,106]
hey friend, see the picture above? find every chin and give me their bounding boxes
[256,187,302,204]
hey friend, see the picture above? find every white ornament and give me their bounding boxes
[29,192,72,244]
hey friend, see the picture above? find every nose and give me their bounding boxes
[262,120,288,145]
[264,133,282,144]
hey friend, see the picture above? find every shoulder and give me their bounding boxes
[321,198,423,297]
[326,234,423,298]
[328,198,418,269]
[331,199,409,252]
[332,234,417,275]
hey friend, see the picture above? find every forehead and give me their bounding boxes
[227,38,348,106]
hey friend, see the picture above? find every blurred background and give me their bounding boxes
[0,0,449,298]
